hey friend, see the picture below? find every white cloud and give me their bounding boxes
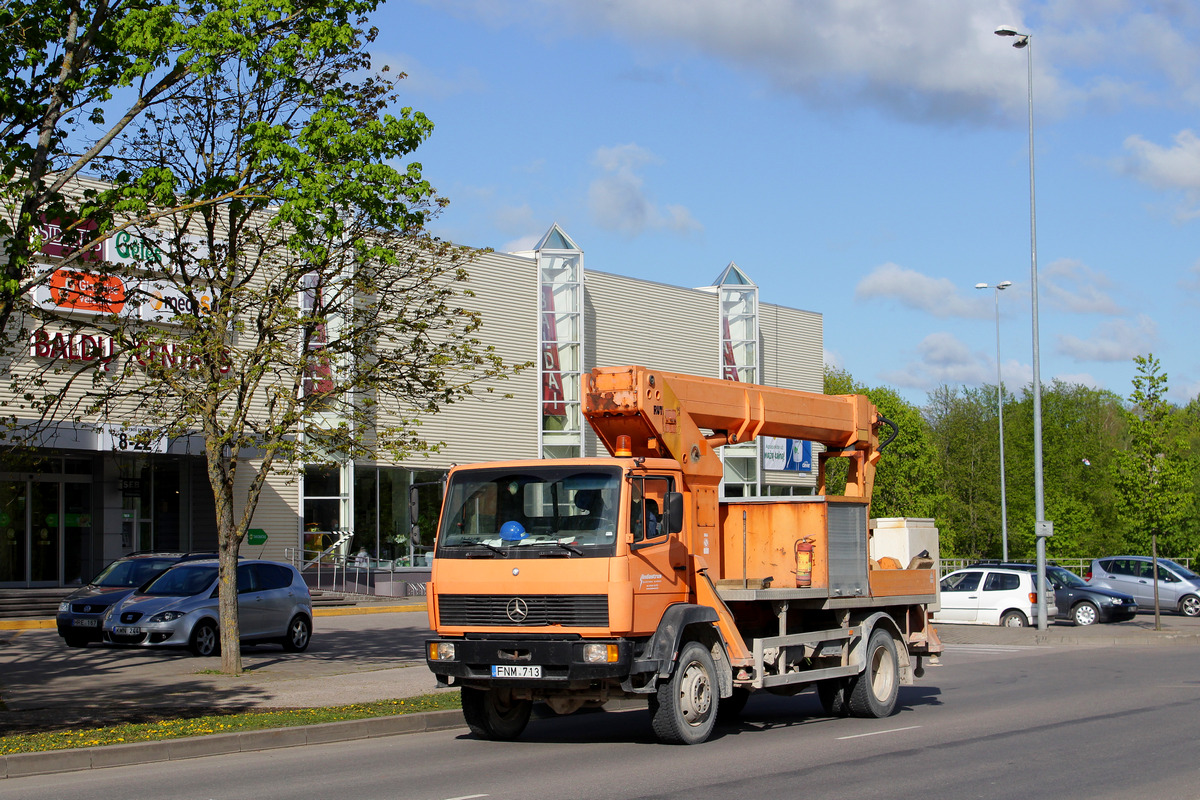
[1042,258,1124,314]
[1056,315,1158,362]
[588,144,701,236]
[438,1,1200,125]
[879,332,990,390]
[855,263,989,318]
[1118,130,1200,219]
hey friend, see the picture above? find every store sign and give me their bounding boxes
[99,424,167,453]
[541,284,566,416]
[721,317,739,381]
[106,228,212,274]
[29,328,232,374]
[762,437,812,472]
[32,275,215,322]
[36,216,103,262]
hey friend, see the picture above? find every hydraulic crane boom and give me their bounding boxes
[583,365,889,498]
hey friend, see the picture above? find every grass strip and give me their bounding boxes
[0,693,462,756]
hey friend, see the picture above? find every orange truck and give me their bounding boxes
[425,365,942,744]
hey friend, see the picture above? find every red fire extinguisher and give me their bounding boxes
[795,537,815,587]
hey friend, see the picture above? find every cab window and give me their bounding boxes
[630,476,673,544]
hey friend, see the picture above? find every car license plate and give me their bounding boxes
[491,665,541,678]
[71,619,99,628]
[112,626,141,636]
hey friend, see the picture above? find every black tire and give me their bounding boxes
[1180,595,1200,617]
[1000,610,1028,628]
[189,620,220,657]
[649,641,718,744]
[63,634,89,648]
[848,629,900,719]
[282,615,311,652]
[816,678,851,717]
[716,687,750,723]
[461,687,533,741]
[1072,602,1099,626]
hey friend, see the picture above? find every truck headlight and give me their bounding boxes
[429,642,456,661]
[582,643,619,664]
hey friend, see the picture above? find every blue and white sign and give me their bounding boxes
[762,437,811,472]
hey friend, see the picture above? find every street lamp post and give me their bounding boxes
[976,280,1012,561]
[996,24,1051,630]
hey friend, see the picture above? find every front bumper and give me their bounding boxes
[56,614,106,641]
[426,637,632,685]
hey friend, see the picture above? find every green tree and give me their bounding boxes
[8,12,517,674]
[823,366,942,520]
[925,385,997,558]
[0,0,380,348]
[1111,355,1195,559]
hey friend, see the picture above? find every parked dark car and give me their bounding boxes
[56,552,217,647]
[975,561,1138,625]
[1087,556,1200,617]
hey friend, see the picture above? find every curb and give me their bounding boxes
[0,603,426,631]
[0,709,466,779]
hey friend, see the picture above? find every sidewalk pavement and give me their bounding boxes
[4,604,1200,780]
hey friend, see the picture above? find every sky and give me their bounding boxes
[367,0,1200,406]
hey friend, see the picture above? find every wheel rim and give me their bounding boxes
[1183,597,1200,616]
[869,644,896,701]
[1004,614,1025,627]
[1075,605,1097,625]
[677,660,713,727]
[196,625,216,655]
[290,620,309,648]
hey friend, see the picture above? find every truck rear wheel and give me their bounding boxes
[461,687,532,741]
[649,641,718,744]
[848,628,899,718]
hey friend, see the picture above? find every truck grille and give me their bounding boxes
[438,595,609,627]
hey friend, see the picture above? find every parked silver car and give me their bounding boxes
[102,559,313,656]
[1087,556,1200,617]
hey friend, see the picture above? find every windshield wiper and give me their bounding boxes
[453,540,507,557]
[555,541,585,556]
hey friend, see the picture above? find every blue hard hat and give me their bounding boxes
[498,521,527,541]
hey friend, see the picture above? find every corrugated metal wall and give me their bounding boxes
[582,271,719,456]
[374,249,541,469]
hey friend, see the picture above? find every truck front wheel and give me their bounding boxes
[649,641,718,745]
[848,628,900,719]
[462,687,533,741]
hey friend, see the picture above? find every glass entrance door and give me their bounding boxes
[0,482,28,585]
[0,477,92,586]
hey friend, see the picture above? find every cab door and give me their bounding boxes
[627,475,687,633]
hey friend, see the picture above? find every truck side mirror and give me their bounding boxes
[666,492,684,534]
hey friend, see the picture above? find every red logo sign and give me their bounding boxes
[47,269,126,314]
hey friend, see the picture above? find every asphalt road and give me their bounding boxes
[3,641,1199,800]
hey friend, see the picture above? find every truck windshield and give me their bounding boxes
[437,466,621,558]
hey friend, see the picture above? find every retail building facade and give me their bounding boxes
[0,223,823,587]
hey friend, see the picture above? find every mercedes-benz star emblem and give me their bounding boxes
[506,597,529,623]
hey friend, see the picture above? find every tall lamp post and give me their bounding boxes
[996,24,1051,630]
[976,280,1012,561]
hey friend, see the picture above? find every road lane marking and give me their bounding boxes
[836,725,921,740]
[443,795,488,800]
